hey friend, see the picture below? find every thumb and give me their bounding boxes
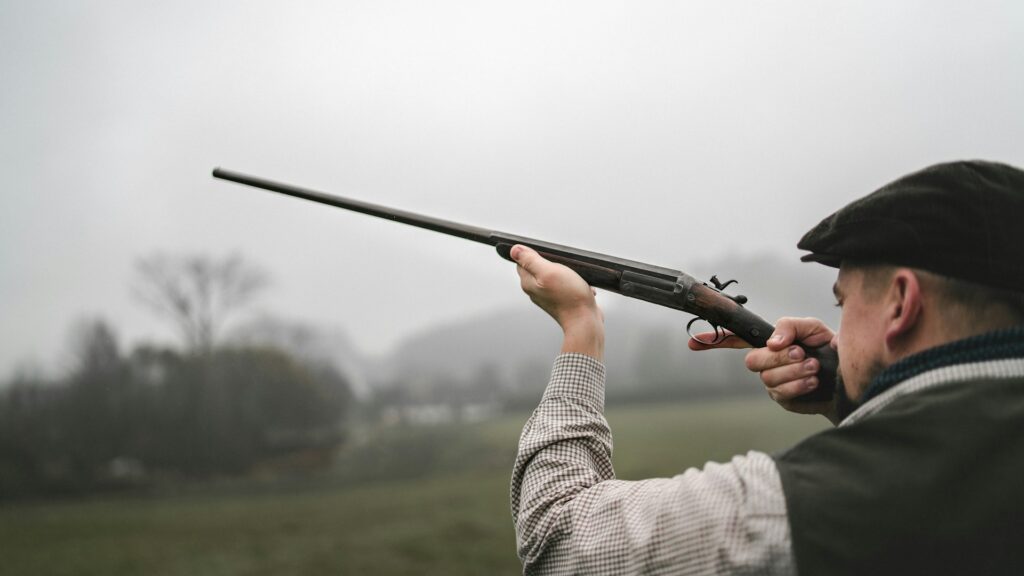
[766,317,833,351]
[510,244,544,275]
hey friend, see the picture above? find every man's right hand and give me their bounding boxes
[690,317,838,422]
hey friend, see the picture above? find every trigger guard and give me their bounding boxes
[687,317,725,345]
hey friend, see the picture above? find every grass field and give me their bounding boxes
[0,398,828,575]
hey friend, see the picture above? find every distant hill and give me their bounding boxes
[372,252,841,400]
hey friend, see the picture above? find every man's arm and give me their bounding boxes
[509,246,795,575]
[510,353,795,575]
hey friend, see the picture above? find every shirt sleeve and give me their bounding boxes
[510,353,795,576]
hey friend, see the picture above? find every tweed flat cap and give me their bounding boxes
[798,160,1024,292]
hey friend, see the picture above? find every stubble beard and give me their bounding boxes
[833,361,888,422]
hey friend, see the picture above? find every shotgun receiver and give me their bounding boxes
[212,168,837,403]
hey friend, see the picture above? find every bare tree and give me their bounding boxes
[133,253,269,353]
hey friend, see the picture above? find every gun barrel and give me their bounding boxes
[213,166,837,403]
[212,168,496,244]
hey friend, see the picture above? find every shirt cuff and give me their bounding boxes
[541,353,607,411]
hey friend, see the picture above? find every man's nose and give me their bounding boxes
[830,332,839,350]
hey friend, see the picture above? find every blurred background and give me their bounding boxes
[1,1,1021,574]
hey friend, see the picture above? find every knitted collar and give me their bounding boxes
[860,325,1024,405]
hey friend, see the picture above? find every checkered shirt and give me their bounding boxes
[510,354,795,575]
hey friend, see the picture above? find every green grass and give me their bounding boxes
[0,397,828,576]
[606,399,828,479]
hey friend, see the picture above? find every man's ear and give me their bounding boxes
[884,269,923,351]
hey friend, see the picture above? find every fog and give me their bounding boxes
[2,0,1022,376]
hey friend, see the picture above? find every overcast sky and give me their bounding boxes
[2,1,1022,376]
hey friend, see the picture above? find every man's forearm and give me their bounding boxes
[511,354,613,567]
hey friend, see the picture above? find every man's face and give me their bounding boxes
[831,265,889,403]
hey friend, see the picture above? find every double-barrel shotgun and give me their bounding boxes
[212,167,837,403]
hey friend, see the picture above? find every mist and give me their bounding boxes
[2,0,1022,374]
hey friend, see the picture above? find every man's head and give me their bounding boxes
[799,160,1024,400]
[829,262,1024,400]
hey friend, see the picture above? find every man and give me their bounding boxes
[509,160,1024,575]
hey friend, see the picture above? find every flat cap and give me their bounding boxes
[798,160,1024,293]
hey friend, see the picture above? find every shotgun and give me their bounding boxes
[212,167,836,403]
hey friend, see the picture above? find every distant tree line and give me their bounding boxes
[0,320,352,499]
